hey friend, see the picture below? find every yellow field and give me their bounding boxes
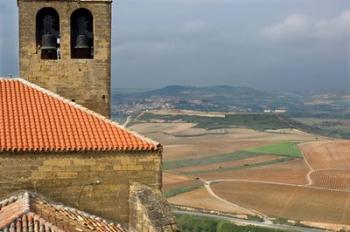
[131,120,350,229]
[212,181,350,225]
[168,187,252,216]
[301,140,350,169]
[197,159,309,185]
[131,123,318,161]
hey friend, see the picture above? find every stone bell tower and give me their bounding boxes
[17,0,112,117]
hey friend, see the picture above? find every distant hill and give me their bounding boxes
[139,85,270,98]
[112,85,298,113]
[116,85,272,99]
[111,85,349,120]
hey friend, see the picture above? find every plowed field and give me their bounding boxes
[301,140,350,169]
[212,181,350,225]
[197,159,309,185]
[311,170,350,191]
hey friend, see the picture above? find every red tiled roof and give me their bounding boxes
[0,191,127,232]
[0,78,160,152]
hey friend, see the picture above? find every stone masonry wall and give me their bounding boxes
[0,151,161,224]
[129,183,180,232]
[18,0,112,117]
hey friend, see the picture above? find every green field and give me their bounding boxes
[244,142,302,157]
[138,113,294,131]
[164,144,299,173]
[136,111,350,139]
[164,183,203,198]
[164,151,262,170]
[164,146,298,175]
[181,157,293,175]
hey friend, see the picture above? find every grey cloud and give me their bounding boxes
[262,10,350,42]
[112,20,213,54]
[0,0,349,91]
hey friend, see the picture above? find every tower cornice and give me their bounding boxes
[18,0,112,6]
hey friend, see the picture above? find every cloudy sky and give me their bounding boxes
[1,0,350,92]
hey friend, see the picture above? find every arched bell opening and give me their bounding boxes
[36,7,60,60]
[71,8,94,59]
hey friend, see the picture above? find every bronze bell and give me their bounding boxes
[75,34,90,49]
[41,34,57,50]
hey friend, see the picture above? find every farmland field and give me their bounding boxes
[164,180,202,198]
[244,142,302,157]
[172,154,281,174]
[162,171,192,185]
[300,140,350,169]
[129,111,350,230]
[164,151,265,170]
[311,170,350,191]
[137,112,296,131]
[130,123,317,161]
[168,187,253,216]
[211,181,350,225]
[197,159,309,185]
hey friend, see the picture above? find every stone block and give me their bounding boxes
[18,0,111,117]
[0,151,161,224]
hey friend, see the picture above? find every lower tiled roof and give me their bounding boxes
[0,191,127,232]
[0,78,160,153]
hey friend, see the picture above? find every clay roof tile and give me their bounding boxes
[0,78,160,153]
[0,191,126,232]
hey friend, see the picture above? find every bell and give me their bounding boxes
[75,34,90,49]
[41,34,57,50]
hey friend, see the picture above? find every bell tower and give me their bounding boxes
[17,0,112,117]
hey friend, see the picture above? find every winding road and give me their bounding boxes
[196,177,350,229]
[193,141,350,230]
[302,149,315,186]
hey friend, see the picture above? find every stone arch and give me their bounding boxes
[71,8,94,59]
[36,7,60,59]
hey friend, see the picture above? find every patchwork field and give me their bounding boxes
[163,171,192,185]
[244,142,302,157]
[172,154,281,174]
[301,140,350,170]
[197,159,309,185]
[130,123,318,161]
[311,170,350,191]
[211,181,350,225]
[168,187,253,216]
[130,112,350,229]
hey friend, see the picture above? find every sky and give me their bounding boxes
[1,0,350,92]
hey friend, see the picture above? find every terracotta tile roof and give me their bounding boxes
[0,191,127,232]
[0,78,160,153]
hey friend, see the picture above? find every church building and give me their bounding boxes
[0,0,179,231]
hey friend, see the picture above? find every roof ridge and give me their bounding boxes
[0,190,28,209]
[0,191,31,229]
[0,190,126,231]
[27,191,123,227]
[12,78,160,150]
[1,211,65,232]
